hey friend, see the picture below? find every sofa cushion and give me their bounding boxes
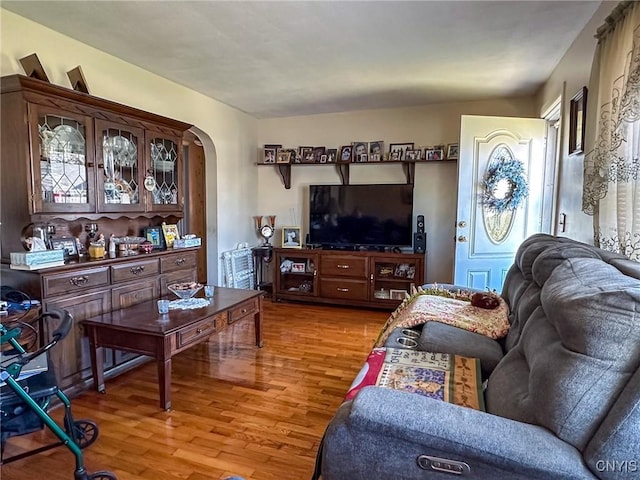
[418,321,504,378]
[487,257,640,450]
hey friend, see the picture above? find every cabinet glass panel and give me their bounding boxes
[150,137,179,205]
[38,114,88,204]
[101,127,140,206]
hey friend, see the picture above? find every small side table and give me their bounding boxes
[252,245,273,293]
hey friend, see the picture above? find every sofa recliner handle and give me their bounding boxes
[417,455,471,475]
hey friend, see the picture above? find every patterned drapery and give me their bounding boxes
[582,1,640,260]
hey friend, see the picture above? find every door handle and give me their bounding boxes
[457,235,468,242]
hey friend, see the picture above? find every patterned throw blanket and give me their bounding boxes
[374,286,510,347]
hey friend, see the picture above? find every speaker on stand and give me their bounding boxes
[414,215,426,254]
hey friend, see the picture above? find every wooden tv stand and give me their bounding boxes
[273,248,425,309]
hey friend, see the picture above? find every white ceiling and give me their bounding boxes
[3,1,602,119]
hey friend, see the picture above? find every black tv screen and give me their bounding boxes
[309,184,414,248]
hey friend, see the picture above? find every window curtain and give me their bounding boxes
[582,1,640,260]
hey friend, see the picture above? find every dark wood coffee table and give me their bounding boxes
[82,287,263,410]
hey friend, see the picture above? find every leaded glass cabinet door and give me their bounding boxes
[29,105,95,214]
[147,131,183,213]
[95,120,145,213]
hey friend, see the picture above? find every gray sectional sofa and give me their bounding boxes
[314,234,640,480]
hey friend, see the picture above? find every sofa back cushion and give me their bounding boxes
[487,256,640,451]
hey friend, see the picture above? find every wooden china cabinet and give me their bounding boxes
[0,74,194,396]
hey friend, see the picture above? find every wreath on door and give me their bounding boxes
[482,159,528,213]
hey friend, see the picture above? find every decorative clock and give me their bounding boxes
[254,215,276,245]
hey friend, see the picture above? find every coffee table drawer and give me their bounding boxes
[176,317,217,349]
[228,298,259,325]
[43,267,110,296]
[111,259,159,284]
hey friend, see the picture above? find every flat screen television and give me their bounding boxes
[309,184,414,248]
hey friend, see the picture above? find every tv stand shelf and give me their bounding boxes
[273,248,425,309]
[259,159,454,189]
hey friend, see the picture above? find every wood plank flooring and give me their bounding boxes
[1,300,389,480]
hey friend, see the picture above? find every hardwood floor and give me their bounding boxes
[1,300,389,480]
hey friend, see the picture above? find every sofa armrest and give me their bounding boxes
[320,387,597,480]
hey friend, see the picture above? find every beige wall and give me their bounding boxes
[257,97,536,283]
[537,1,616,244]
[0,9,259,285]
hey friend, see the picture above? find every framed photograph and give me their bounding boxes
[161,222,180,248]
[282,226,302,248]
[262,147,276,164]
[425,148,444,161]
[50,236,78,259]
[352,142,368,160]
[276,149,292,164]
[320,154,328,163]
[339,145,352,163]
[326,148,337,163]
[369,153,382,162]
[144,226,166,250]
[300,146,314,163]
[390,289,408,300]
[312,146,325,163]
[569,86,588,155]
[369,141,384,158]
[446,143,459,160]
[291,262,306,273]
[405,149,422,161]
[357,153,369,163]
[389,143,414,161]
[394,263,410,277]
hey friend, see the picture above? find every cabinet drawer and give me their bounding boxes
[111,259,159,284]
[43,267,110,297]
[161,252,197,273]
[176,317,217,349]
[228,298,259,325]
[320,255,368,277]
[320,278,368,300]
[111,279,159,310]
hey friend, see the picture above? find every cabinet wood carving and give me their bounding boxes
[0,74,192,260]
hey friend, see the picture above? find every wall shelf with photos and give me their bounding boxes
[257,142,458,189]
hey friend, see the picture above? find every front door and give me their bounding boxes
[454,115,546,291]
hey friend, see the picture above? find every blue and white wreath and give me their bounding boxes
[482,159,528,213]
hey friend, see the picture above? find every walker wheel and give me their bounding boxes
[88,471,117,480]
[72,420,99,449]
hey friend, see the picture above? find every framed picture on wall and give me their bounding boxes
[569,86,588,155]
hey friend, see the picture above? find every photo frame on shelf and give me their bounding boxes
[369,141,384,158]
[300,146,314,163]
[446,143,459,160]
[339,145,352,163]
[50,236,78,259]
[424,148,444,161]
[143,226,166,250]
[390,289,408,300]
[262,147,276,164]
[161,222,180,248]
[352,141,368,160]
[282,226,302,248]
[276,149,292,164]
[389,143,414,161]
[405,149,422,161]
[312,147,326,163]
[291,262,306,273]
[569,86,588,155]
[326,148,337,163]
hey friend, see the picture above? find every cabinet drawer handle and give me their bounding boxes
[337,264,350,269]
[130,265,145,275]
[196,328,203,334]
[69,276,89,287]
[175,258,186,265]
[337,287,349,292]
[241,308,247,314]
